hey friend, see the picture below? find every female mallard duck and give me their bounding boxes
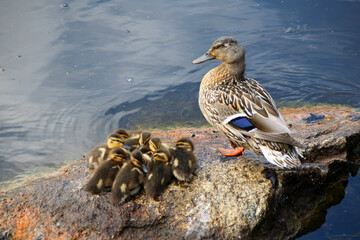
[85,148,129,194]
[192,36,302,168]
[87,133,130,169]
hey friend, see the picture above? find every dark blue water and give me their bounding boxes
[0,0,359,238]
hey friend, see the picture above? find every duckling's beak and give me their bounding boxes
[122,143,131,150]
[141,164,149,173]
[192,51,215,64]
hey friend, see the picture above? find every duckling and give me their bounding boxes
[192,36,303,168]
[140,137,164,165]
[86,143,107,170]
[144,149,173,199]
[112,128,131,140]
[149,137,162,152]
[124,131,152,152]
[171,138,197,181]
[85,148,129,194]
[111,150,147,205]
[87,133,129,169]
[148,137,170,153]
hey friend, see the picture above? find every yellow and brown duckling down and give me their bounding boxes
[112,150,147,205]
[171,138,197,181]
[85,148,129,194]
[84,128,199,203]
[112,128,130,138]
[149,137,170,153]
[144,149,173,200]
[193,36,303,168]
[87,133,129,169]
[124,131,152,152]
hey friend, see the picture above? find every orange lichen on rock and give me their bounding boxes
[12,207,39,240]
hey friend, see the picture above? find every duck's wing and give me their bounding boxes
[206,77,302,147]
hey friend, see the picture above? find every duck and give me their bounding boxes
[148,137,170,154]
[111,150,147,205]
[112,128,131,140]
[144,149,173,199]
[85,148,129,194]
[87,133,129,169]
[171,138,197,181]
[149,137,163,152]
[192,36,303,168]
[124,131,152,152]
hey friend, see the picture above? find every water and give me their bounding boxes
[0,0,359,238]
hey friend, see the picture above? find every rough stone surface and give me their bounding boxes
[0,106,359,239]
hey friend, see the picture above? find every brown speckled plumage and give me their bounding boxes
[193,36,302,168]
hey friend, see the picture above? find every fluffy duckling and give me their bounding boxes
[112,128,131,140]
[87,133,128,169]
[149,137,170,153]
[193,36,303,168]
[111,150,147,205]
[125,131,152,152]
[144,149,173,199]
[171,138,197,181]
[85,148,129,194]
[149,137,162,152]
[143,137,170,160]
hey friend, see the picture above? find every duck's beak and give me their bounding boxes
[122,143,131,150]
[141,164,149,173]
[192,51,215,64]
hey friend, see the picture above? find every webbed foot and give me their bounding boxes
[217,147,245,156]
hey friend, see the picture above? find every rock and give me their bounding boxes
[0,106,359,239]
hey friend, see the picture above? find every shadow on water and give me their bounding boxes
[293,162,360,240]
[251,156,360,240]
[105,81,207,130]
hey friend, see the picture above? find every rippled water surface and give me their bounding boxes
[0,0,359,238]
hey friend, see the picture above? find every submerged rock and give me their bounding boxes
[0,106,359,239]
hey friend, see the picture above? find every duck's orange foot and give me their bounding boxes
[217,147,245,156]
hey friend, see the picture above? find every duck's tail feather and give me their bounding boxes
[259,145,301,168]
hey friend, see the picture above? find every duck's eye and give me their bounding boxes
[213,44,225,49]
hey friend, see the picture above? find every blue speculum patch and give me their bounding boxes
[229,117,255,131]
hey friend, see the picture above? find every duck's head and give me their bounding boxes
[107,133,130,149]
[192,36,245,66]
[109,148,130,163]
[149,137,162,152]
[112,128,130,139]
[152,149,171,163]
[131,149,148,173]
[175,137,194,151]
[139,132,152,146]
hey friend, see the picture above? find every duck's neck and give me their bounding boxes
[223,60,246,79]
